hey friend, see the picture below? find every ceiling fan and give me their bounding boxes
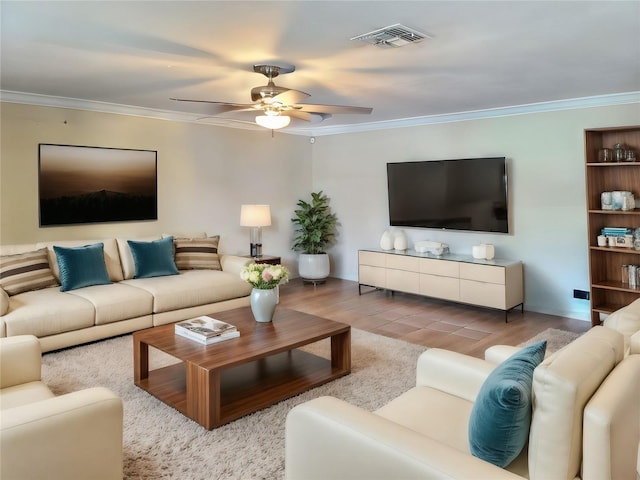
[171,64,373,129]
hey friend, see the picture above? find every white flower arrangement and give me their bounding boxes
[240,263,289,290]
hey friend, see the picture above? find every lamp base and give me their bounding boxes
[250,243,263,258]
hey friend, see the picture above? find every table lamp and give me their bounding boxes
[240,204,271,258]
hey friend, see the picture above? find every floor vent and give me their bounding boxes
[351,24,430,48]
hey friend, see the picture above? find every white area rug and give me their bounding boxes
[41,329,424,479]
[518,327,582,354]
[40,327,580,479]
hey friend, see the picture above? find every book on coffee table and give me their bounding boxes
[175,316,239,345]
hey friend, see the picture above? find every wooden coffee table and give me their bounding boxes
[133,307,351,429]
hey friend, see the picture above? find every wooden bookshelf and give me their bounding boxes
[584,126,640,326]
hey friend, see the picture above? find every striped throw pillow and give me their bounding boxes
[0,248,59,295]
[174,236,221,270]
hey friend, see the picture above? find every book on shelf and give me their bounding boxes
[175,316,239,345]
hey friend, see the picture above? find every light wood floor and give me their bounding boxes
[278,277,590,358]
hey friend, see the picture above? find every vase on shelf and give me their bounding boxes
[379,229,394,250]
[250,287,278,323]
[392,228,408,251]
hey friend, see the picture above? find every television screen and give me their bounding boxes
[387,157,508,233]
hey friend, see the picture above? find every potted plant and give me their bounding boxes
[291,191,338,284]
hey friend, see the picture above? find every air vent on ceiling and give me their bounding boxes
[351,23,430,48]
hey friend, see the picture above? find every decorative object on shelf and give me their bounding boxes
[601,227,635,248]
[379,229,394,250]
[241,263,289,322]
[598,148,612,163]
[611,191,635,211]
[625,149,636,162]
[240,204,271,258]
[472,243,495,260]
[291,191,338,284]
[601,192,613,210]
[613,143,626,163]
[392,228,408,251]
[597,235,607,247]
[634,228,640,251]
[414,240,448,256]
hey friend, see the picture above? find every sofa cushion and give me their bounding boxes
[468,340,547,468]
[67,283,154,325]
[375,386,474,453]
[528,326,624,480]
[53,243,112,292]
[127,237,179,279]
[116,236,162,280]
[0,248,59,295]
[38,238,124,282]
[174,236,221,270]
[2,287,95,337]
[122,269,252,313]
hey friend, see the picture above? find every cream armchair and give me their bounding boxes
[0,335,123,480]
[286,326,640,480]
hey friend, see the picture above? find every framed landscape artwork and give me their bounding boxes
[38,144,158,226]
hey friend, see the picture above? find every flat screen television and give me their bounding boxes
[387,157,509,233]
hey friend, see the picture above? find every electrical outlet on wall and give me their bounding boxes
[573,289,590,300]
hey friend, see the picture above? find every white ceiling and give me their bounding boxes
[1,1,639,135]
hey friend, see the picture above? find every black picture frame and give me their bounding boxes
[38,144,158,226]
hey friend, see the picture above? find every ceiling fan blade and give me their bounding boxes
[295,104,373,115]
[170,98,254,109]
[271,89,311,105]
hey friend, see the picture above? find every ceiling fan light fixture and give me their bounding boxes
[255,115,290,129]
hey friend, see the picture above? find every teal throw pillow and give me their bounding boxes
[127,236,178,279]
[468,340,547,468]
[53,243,112,292]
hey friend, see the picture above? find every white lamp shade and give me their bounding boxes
[255,115,290,129]
[240,205,272,227]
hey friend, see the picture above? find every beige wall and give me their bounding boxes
[0,103,311,273]
[2,101,639,320]
[311,103,640,321]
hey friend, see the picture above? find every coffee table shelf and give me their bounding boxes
[134,307,351,429]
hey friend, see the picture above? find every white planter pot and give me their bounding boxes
[298,253,330,283]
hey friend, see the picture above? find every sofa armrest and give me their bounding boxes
[0,288,8,316]
[1,386,123,480]
[0,335,42,388]
[604,299,640,354]
[416,348,495,402]
[484,345,521,364]
[285,396,524,480]
[220,254,253,276]
[583,355,640,480]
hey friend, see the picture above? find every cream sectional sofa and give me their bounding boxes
[0,234,252,352]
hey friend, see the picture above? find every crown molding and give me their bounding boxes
[2,90,638,137]
[300,91,640,136]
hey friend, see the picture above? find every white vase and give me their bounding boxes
[250,287,278,323]
[380,230,394,250]
[393,229,408,251]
